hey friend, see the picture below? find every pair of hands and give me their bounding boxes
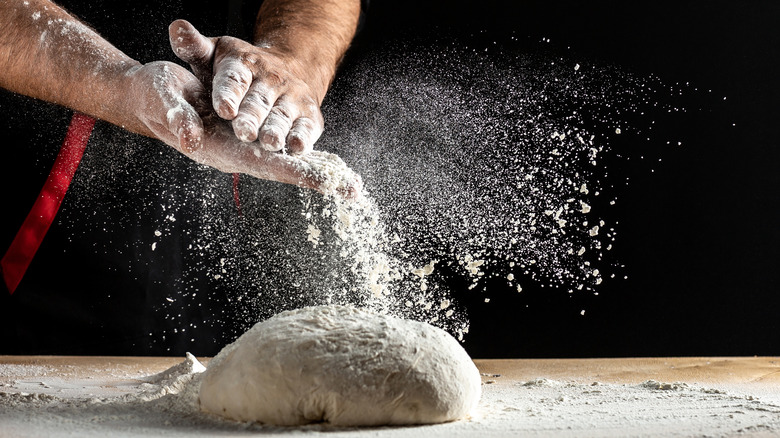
[126,20,360,197]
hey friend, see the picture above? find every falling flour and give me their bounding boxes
[59,34,693,348]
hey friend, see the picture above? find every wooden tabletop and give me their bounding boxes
[2,355,778,385]
[2,356,779,437]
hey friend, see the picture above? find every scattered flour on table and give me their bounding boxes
[2,358,780,437]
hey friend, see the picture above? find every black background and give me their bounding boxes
[354,0,780,358]
[1,1,778,358]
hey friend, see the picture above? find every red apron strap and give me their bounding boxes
[232,172,242,217]
[2,112,96,294]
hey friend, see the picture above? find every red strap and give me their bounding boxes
[2,112,95,294]
[232,172,242,216]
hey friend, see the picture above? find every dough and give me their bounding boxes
[198,305,481,426]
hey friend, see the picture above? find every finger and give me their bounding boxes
[168,19,216,84]
[147,100,204,154]
[231,83,276,142]
[286,116,323,155]
[212,57,254,120]
[167,99,205,154]
[258,103,295,152]
[141,65,205,154]
[198,122,362,198]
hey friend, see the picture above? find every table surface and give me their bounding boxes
[1,356,779,438]
[2,355,779,384]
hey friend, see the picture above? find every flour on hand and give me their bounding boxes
[198,305,481,426]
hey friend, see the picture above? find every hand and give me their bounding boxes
[168,19,325,155]
[124,61,361,197]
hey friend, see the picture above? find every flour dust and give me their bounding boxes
[60,36,692,350]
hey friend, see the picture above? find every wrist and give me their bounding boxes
[259,44,335,103]
[108,61,155,137]
[253,0,360,102]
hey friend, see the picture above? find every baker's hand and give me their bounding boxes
[124,61,360,197]
[168,19,324,155]
[124,61,206,154]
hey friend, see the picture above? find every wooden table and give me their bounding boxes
[1,356,779,437]
[2,355,778,385]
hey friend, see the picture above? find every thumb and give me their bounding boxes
[169,19,216,85]
[168,101,205,154]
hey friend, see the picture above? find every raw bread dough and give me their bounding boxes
[198,305,481,426]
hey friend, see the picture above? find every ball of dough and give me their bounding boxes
[198,305,481,426]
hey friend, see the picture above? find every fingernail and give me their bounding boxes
[233,117,258,142]
[260,129,283,151]
[180,131,201,154]
[286,135,308,154]
[214,95,238,120]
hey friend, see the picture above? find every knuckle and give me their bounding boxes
[244,91,272,112]
[238,51,260,67]
[306,116,321,131]
[296,97,323,124]
[269,105,293,124]
[292,117,316,134]
[263,72,285,88]
[224,68,251,88]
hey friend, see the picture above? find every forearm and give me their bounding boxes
[254,0,360,102]
[0,0,150,135]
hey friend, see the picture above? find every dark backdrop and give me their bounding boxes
[0,1,777,358]
[353,1,780,358]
